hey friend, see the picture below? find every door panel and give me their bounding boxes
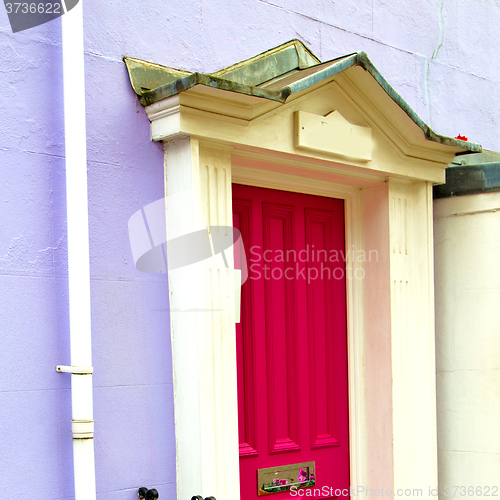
[263,203,300,454]
[234,199,258,458]
[233,184,349,500]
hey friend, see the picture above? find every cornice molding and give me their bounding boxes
[143,76,457,184]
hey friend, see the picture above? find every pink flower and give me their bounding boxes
[297,469,308,483]
[279,479,287,485]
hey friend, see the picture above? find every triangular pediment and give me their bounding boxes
[125,40,483,182]
[125,40,480,158]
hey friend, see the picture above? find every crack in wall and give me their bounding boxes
[424,0,445,128]
[0,234,66,273]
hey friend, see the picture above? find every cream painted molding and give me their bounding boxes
[163,140,369,500]
[146,96,181,141]
[164,137,239,500]
[145,80,457,185]
[389,179,438,494]
[295,110,372,161]
[337,73,456,166]
[145,78,448,500]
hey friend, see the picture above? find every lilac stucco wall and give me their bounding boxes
[0,0,499,498]
[0,4,173,499]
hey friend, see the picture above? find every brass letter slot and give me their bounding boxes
[257,461,315,495]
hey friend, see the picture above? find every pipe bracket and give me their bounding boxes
[56,365,93,375]
[72,419,94,439]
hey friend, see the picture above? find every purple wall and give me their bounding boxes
[0,0,499,498]
[0,5,173,499]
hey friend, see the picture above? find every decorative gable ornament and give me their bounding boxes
[295,110,372,161]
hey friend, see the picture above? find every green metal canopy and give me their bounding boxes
[125,39,481,153]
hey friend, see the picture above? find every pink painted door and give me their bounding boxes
[233,184,350,500]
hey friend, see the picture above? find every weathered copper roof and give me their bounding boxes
[434,151,500,197]
[124,40,481,153]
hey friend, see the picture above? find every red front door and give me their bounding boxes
[233,184,350,500]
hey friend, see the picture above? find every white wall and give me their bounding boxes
[434,192,500,497]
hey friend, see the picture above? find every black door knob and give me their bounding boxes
[147,489,159,500]
[138,487,159,499]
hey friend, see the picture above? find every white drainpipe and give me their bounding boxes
[56,2,97,499]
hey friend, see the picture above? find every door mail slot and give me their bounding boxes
[257,461,316,495]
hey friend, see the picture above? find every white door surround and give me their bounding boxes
[137,59,470,500]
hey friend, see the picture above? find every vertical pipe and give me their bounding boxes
[62,2,97,499]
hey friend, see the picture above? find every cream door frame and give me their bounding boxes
[145,79,454,500]
[161,134,372,500]
[231,160,368,496]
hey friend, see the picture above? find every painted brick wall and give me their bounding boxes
[0,0,498,498]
